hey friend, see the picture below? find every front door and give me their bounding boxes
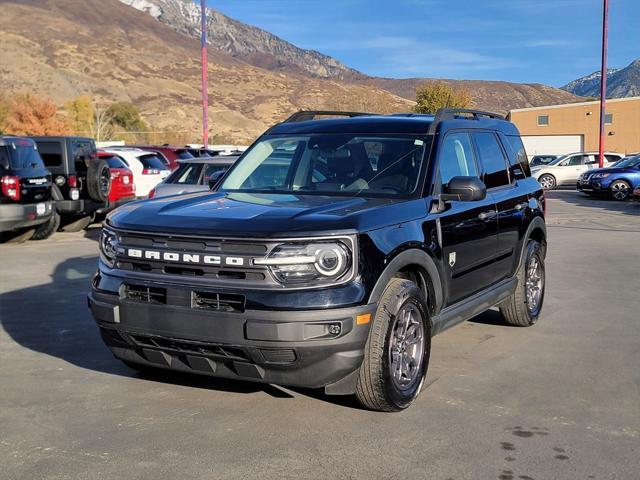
[434,131,499,306]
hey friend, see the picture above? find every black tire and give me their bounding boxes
[31,210,60,240]
[609,180,631,201]
[61,214,94,232]
[355,278,431,412]
[538,174,556,190]
[87,159,111,202]
[499,240,545,327]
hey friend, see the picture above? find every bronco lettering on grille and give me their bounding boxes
[126,248,244,266]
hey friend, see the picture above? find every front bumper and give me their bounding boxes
[577,179,607,193]
[0,201,53,232]
[88,279,375,393]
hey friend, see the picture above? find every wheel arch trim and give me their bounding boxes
[367,248,444,314]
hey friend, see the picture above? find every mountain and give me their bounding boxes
[0,0,411,143]
[561,59,640,98]
[122,0,584,114]
[119,0,363,80]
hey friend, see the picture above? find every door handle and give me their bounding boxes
[478,210,496,221]
[514,202,528,211]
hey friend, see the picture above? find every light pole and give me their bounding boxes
[201,0,209,148]
[597,0,609,169]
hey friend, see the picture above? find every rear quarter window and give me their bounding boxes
[35,141,64,167]
[138,154,168,170]
[505,135,531,178]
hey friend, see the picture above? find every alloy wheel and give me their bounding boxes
[538,175,555,190]
[388,303,425,391]
[610,181,630,200]
[525,256,544,315]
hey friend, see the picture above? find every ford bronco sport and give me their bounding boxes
[89,109,547,412]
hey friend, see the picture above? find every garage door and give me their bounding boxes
[521,135,584,159]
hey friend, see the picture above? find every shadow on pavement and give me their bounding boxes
[547,190,640,218]
[0,254,303,401]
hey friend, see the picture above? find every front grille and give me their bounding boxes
[128,333,249,362]
[123,284,166,304]
[114,231,272,286]
[191,290,245,313]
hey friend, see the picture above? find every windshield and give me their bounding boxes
[220,134,429,197]
[613,156,640,168]
[0,139,45,170]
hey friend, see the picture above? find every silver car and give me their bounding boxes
[149,156,238,198]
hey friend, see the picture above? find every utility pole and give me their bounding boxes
[598,0,609,168]
[201,0,209,148]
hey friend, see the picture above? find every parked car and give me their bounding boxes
[0,136,55,240]
[120,145,195,171]
[577,154,640,200]
[531,151,624,189]
[31,136,111,232]
[149,155,238,199]
[101,148,170,199]
[529,155,559,167]
[98,151,136,208]
[90,109,547,412]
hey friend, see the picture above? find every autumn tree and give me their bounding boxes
[2,93,71,136]
[65,95,94,135]
[413,81,473,114]
[107,102,147,133]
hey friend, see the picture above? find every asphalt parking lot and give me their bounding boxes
[1,191,639,480]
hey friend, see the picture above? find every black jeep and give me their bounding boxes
[0,136,55,241]
[89,109,547,412]
[31,136,111,232]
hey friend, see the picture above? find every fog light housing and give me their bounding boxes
[328,323,341,336]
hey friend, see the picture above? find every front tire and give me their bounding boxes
[538,174,556,190]
[500,240,545,326]
[610,180,631,201]
[355,278,431,412]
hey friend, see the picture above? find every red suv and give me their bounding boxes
[122,145,194,171]
[98,151,136,208]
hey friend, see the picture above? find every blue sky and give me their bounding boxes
[204,0,638,86]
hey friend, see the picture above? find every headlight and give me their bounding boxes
[592,173,610,178]
[99,227,119,268]
[254,240,353,286]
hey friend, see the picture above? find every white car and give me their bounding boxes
[531,152,624,190]
[102,148,170,198]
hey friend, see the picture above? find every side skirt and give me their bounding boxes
[431,277,518,336]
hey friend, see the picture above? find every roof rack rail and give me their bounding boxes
[283,110,377,123]
[427,108,505,134]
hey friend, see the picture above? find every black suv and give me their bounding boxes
[0,136,55,240]
[89,109,547,412]
[31,136,111,232]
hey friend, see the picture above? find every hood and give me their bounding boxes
[586,167,635,175]
[107,191,427,237]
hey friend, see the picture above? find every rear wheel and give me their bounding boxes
[538,174,556,190]
[31,210,60,240]
[61,214,94,232]
[610,180,630,201]
[355,278,431,412]
[500,240,545,327]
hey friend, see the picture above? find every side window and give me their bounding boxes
[72,141,95,172]
[567,155,586,166]
[438,132,478,185]
[35,141,63,167]
[201,164,228,184]
[504,135,531,178]
[605,154,619,163]
[473,132,510,188]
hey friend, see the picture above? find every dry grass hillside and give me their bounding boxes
[0,0,412,143]
[368,78,584,115]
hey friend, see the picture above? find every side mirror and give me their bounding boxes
[442,176,487,202]
[207,170,225,190]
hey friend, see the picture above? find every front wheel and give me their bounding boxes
[610,180,631,201]
[355,278,431,412]
[538,174,556,190]
[500,240,545,326]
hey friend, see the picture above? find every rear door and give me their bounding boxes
[434,131,499,305]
